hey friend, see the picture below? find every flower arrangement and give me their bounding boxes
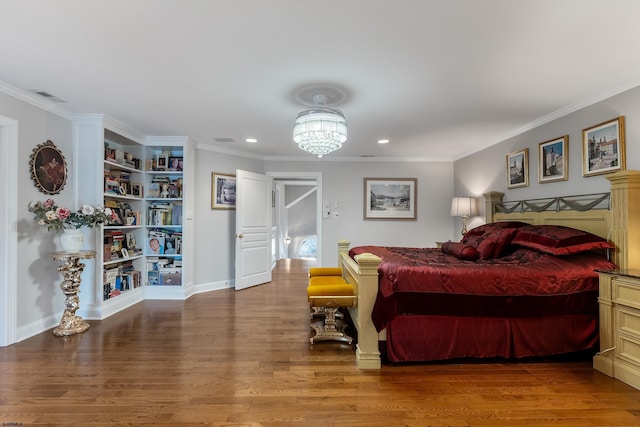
[28,199,116,232]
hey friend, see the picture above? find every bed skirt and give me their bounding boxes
[383,314,598,363]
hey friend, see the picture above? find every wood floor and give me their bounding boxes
[2,259,640,426]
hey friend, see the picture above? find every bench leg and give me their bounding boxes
[310,307,353,345]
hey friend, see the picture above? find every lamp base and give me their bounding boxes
[460,215,468,235]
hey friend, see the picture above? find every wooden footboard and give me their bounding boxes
[337,240,382,369]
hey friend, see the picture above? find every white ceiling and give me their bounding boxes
[2,0,640,161]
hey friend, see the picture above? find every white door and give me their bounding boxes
[235,169,272,290]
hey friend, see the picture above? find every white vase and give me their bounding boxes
[59,228,84,252]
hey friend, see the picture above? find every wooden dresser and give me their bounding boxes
[594,269,640,390]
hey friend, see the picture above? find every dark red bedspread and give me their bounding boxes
[349,246,616,331]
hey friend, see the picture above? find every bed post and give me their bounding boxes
[607,170,640,270]
[483,191,504,224]
[351,252,382,369]
[337,240,382,369]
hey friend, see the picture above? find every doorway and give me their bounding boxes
[269,172,322,266]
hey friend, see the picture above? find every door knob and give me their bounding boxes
[237,233,243,239]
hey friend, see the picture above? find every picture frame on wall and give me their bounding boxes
[506,148,529,189]
[29,140,68,195]
[363,177,417,220]
[582,116,625,177]
[211,172,237,210]
[538,136,568,183]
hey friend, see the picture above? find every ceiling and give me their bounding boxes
[2,0,640,161]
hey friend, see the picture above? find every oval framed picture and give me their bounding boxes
[29,140,68,195]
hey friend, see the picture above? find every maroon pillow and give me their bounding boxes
[475,238,497,260]
[440,241,478,261]
[512,225,615,255]
[463,221,529,238]
[461,228,519,259]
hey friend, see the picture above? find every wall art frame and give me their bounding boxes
[211,172,237,210]
[29,139,68,195]
[582,116,625,177]
[506,148,529,189]
[538,135,568,183]
[363,177,417,220]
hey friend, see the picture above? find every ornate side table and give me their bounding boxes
[50,250,95,337]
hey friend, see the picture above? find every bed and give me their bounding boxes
[339,171,640,369]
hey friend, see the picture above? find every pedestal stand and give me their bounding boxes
[50,250,96,337]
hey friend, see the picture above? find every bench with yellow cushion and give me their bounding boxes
[307,267,356,344]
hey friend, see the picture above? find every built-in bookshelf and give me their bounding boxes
[144,146,183,289]
[102,134,146,301]
[73,114,191,319]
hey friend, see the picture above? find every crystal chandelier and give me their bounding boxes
[293,93,347,158]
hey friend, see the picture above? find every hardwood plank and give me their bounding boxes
[1,259,640,426]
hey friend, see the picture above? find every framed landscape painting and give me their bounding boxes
[211,172,236,210]
[582,116,625,177]
[506,148,529,189]
[364,178,417,220]
[538,136,568,183]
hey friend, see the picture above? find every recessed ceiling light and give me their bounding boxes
[245,138,258,143]
[378,139,390,144]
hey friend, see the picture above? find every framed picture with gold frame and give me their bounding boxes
[538,136,568,183]
[582,116,625,177]
[506,148,528,189]
[29,140,68,195]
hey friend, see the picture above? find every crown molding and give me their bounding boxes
[454,74,640,161]
[0,80,73,120]
[263,154,451,163]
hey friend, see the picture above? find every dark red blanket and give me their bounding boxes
[349,246,616,331]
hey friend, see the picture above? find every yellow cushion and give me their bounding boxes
[307,283,354,297]
[309,276,347,287]
[309,267,343,277]
[307,282,355,307]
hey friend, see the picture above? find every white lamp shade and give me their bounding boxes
[450,197,478,217]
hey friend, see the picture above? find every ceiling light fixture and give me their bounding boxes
[293,93,347,158]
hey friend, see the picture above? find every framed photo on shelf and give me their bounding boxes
[211,172,236,210]
[29,140,68,195]
[155,154,169,171]
[582,116,625,177]
[168,157,183,171]
[131,183,143,197]
[538,136,568,183]
[363,177,417,220]
[506,148,529,189]
[121,248,129,258]
[147,236,165,255]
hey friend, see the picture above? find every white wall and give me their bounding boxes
[192,148,264,286]
[454,85,640,231]
[0,91,74,336]
[265,160,455,265]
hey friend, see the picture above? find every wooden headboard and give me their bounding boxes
[483,192,611,241]
[483,170,640,270]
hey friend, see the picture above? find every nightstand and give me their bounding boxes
[594,269,640,390]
